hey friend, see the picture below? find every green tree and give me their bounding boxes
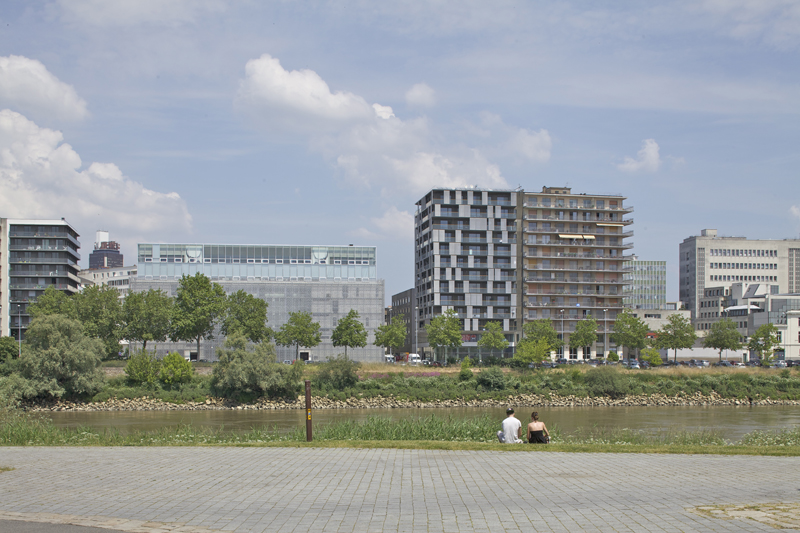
[640,347,663,366]
[570,318,598,359]
[171,273,227,359]
[331,309,368,357]
[123,289,173,351]
[159,352,194,385]
[425,309,462,361]
[275,311,322,362]
[27,286,77,320]
[513,337,552,366]
[610,310,649,359]
[212,334,298,399]
[607,351,620,362]
[655,314,697,363]
[522,319,563,352]
[221,290,271,343]
[0,336,18,362]
[374,315,407,355]
[19,315,105,398]
[73,285,124,358]
[477,321,509,359]
[748,323,781,366]
[316,354,361,390]
[703,318,743,362]
[124,349,162,385]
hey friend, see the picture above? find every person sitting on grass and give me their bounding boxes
[497,407,522,443]
[527,411,550,444]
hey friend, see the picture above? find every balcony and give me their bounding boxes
[9,230,80,248]
[10,283,72,290]
[10,257,78,266]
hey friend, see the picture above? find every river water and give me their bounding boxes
[46,405,800,441]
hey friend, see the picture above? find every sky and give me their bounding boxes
[1,0,798,304]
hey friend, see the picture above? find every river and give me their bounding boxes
[46,405,800,441]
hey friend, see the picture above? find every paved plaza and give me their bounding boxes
[0,447,799,532]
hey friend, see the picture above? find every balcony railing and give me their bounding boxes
[10,257,78,265]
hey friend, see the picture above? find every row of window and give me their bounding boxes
[710,248,776,257]
[710,262,775,270]
[710,275,776,282]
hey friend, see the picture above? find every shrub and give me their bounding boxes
[607,352,620,362]
[484,356,502,367]
[125,350,162,385]
[641,347,663,366]
[159,352,194,385]
[461,356,472,369]
[476,367,506,390]
[584,367,630,398]
[316,355,360,390]
[459,367,473,381]
[19,315,105,398]
[212,334,298,399]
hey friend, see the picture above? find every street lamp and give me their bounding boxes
[603,308,608,359]
[17,304,22,358]
[414,306,419,359]
[559,309,565,358]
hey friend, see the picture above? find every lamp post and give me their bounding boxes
[414,306,419,359]
[603,308,608,359]
[17,304,22,358]
[560,309,565,358]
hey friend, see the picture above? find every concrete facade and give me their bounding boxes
[388,288,415,354]
[78,265,137,297]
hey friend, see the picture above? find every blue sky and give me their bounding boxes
[1,0,798,303]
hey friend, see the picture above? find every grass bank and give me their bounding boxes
[2,408,799,456]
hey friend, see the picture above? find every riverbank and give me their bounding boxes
[21,390,800,412]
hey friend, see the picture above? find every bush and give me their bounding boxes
[483,356,502,367]
[459,367,473,381]
[124,350,162,385]
[476,367,506,390]
[18,315,106,398]
[607,352,620,362]
[641,347,663,366]
[584,367,630,398]
[316,355,360,390]
[212,334,299,399]
[159,352,194,385]
[461,356,472,369]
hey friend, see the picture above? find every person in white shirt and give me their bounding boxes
[497,407,522,443]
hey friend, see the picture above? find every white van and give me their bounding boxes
[408,353,421,366]
[385,355,395,364]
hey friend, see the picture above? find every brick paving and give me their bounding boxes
[0,447,799,532]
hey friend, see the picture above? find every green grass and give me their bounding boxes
[2,407,799,455]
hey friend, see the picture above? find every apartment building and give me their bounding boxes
[131,243,384,362]
[0,218,81,339]
[521,187,633,358]
[389,288,415,354]
[679,229,800,326]
[623,256,667,310]
[78,264,138,298]
[88,231,124,269]
[413,186,633,360]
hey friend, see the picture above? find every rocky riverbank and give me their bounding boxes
[21,391,800,412]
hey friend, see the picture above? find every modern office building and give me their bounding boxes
[521,187,633,358]
[623,256,667,310]
[88,231,124,269]
[414,186,633,360]
[78,265,137,297]
[389,288,415,354]
[0,218,81,339]
[415,188,519,359]
[678,229,800,327]
[131,243,384,362]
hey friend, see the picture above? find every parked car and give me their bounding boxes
[556,358,569,366]
[639,361,650,369]
[626,360,640,369]
[714,361,733,367]
[282,360,293,365]
[540,361,557,369]
[773,360,788,368]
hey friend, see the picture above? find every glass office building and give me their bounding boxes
[133,243,384,362]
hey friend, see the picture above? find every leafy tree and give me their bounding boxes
[570,318,598,358]
[212,334,298,399]
[171,273,227,359]
[374,315,407,355]
[425,309,462,361]
[607,351,620,362]
[461,355,472,369]
[27,286,77,319]
[513,337,552,366]
[73,285,124,358]
[522,319,563,352]
[316,354,361,390]
[18,315,105,398]
[610,310,649,359]
[123,289,173,351]
[748,323,781,366]
[275,311,321,362]
[640,347,663,366]
[221,290,271,343]
[0,336,18,362]
[158,352,194,385]
[331,309,368,356]
[703,318,743,362]
[477,321,509,359]
[655,314,697,363]
[124,349,162,385]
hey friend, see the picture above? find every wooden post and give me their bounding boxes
[305,379,312,442]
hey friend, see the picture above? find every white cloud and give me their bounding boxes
[696,0,800,49]
[0,109,192,252]
[236,54,374,130]
[352,206,414,241]
[790,205,800,221]
[55,0,227,27]
[507,128,552,162]
[405,83,436,107]
[0,56,88,123]
[617,139,662,173]
[372,104,395,119]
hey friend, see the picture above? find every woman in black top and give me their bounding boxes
[527,411,550,444]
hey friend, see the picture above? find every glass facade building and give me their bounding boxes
[623,257,667,310]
